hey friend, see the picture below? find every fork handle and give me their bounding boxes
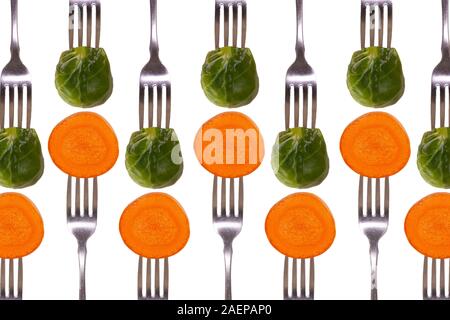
[442,0,450,56]
[223,243,233,300]
[77,241,87,300]
[149,0,159,58]
[295,0,305,55]
[10,0,20,57]
[369,241,379,300]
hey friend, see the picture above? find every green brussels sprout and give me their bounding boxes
[272,127,329,189]
[126,128,183,189]
[201,46,259,108]
[347,47,405,108]
[417,127,450,188]
[0,128,44,189]
[55,47,113,108]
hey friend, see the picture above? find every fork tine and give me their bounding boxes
[283,256,289,299]
[17,258,22,299]
[294,86,300,128]
[83,178,89,217]
[292,258,298,298]
[215,2,220,49]
[285,85,290,130]
[163,258,169,299]
[302,86,308,128]
[9,86,14,128]
[92,177,98,219]
[95,2,101,48]
[156,86,163,128]
[309,258,315,299]
[0,85,5,129]
[378,4,384,47]
[155,259,160,298]
[311,85,317,129]
[139,84,145,130]
[423,256,429,299]
[67,176,72,219]
[360,3,366,48]
[369,5,375,47]
[358,176,364,219]
[432,258,437,297]
[241,4,247,47]
[26,86,32,129]
[221,178,226,217]
[78,4,83,47]
[238,177,243,218]
[224,5,230,46]
[440,86,445,128]
[86,5,92,47]
[431,85,437,130]
[146,258,151,298]
[440,259,445,298]
[232,5,238,47]
[69,3,75,49]
[300,259,306,298]
[17,86,23,128]
[9,260,14,298]
[375,178,380,216]
[229,179,235,217]
[384,177,389,219]
[148,86,154,128]
[165,85,171,129]
[212,176,218,218]
[138,256,143,299]
[386,2,392,48]
[0,259,4,298]
[366,178,372,217]
[75,178,81,217]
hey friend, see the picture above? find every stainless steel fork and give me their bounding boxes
[66,176,98,300]
[358,176,389,300]
[139,0,171,130]
[137,257,169,300]
[0,258,22,300]
[0,0,32,130]
[285,0,317,130]
[283,257,314,300]
[423,257,450,300]
[360,0,392,49]
[214,0,247,49]
[431,0,450,129]
[212,176,243,300]
[69,0,101,49]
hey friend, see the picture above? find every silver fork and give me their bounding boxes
[69,0,101,49]
[66,176,98,300]
[358,176,389,300]
[360,0,392,49]
[212,176,243,300]
[423,257,450,300]
[0,259,22,300]
[0,0,32,131]
[139,0,171,130]
[215,0,247,49]
[285,0,317,130]
[137,257,169,300]
[431,0,450,130]
[283,257,314,300]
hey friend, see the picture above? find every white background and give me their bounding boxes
[0,0,442,300]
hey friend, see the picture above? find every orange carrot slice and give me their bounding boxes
[340,112,410,178]
[405,193,450,258]
[119,193,190,259]
[48,112,119,178]
[194,112,264,178]
[0,193,44,259]
[265,193,335,258]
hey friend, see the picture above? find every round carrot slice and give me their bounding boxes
[194,112,264,178]
[340,112,410,178]
[0,193,44,259]
[119,193,190,259]
[265,193,335,258]
[405,193,450,258]
[48,112,119,178]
